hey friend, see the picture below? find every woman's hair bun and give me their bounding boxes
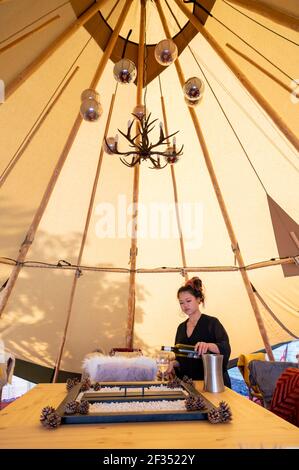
[185,277,202,291]
[177,276,205,304]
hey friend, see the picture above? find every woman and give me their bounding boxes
[168,277,231,387]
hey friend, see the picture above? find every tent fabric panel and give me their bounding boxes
[0,29,104,262]
[204,1,299,138]
[62,271,130,371]
[249,266,299,343]
[0,269,75,368]
[0,0,77,86]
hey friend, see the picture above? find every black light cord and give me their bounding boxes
[222,0,299,47]
[183,0,295,81]
[189,47,268,194]
[121,29,133,58]
[0,5,107,184]
[0,33,94,183]
[165,0,299,167]
[0,0,71,45]
[164,0,269,193]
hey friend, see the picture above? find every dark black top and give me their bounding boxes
[175,314,231,387]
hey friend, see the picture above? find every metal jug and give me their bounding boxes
[202,353,225,393]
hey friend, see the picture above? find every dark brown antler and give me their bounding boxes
[105,112,183,169]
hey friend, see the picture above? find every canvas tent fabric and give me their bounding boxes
[0,0,298,379]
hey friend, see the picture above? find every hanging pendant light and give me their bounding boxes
[132,104,146,119]
[164,140,180,165]
[184,96,201,107]
[113,58,137,84]
[154,39,178,66]
[103,136,118,154]
[80,89,103,122]
[183,77,205,105]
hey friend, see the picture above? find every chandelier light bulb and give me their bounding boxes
[80,89,102,122]
[132,105,146,119]
[164,145,180,165]
[183,77,205,102]
[113,59,137,84]
[184,96,201,107]
[103,136,118,154]
[154,39,178,66]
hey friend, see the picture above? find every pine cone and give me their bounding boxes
[66,377,80,392]
[185,395,205,411]
[185,396,196,411]
[218,401,232,423]
[182,375,193,386]
[80,377,91,392]
[64,400,79,415]
[207,407,222,424]
[78,400,90,415]
[168,377,181,388]
[45,412,62,429]
[192,395,205,410]
[93,382,101,391]
[40,406,56,425]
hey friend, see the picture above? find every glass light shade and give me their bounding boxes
[113,59,137,84]
[80,99,102,121]
[132,105,146,119]
[103,136,117,154]
[81,88,99,102]
[164,146,180,164]
[154,39,178,66]
[184,96,200,108]
[183,77,205,101]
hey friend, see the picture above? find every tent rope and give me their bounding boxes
[184,0,295,81]
[0,0,70,45]
[164,0,299,185]
[0,7,103,187]
[0,256,296,273]
[158,74,189,282]
[189,49,299,168]
[157,0,276,360]
[52,1,134,382]
[252,283,299,339]
[222,0,299,47]
[173,0,299,153]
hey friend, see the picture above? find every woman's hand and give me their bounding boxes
[194,342,220,355]
[194,342,210,355]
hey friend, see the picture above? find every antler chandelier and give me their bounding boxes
[80,28,205,169]
[104,108,183,169]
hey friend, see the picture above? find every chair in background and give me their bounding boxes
[270,367,299,427]
[109,348,143,357]
[249,360,299,409]
[237,352,265,405]
[0,353,15,410]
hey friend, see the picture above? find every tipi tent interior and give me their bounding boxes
[0,0,298,383]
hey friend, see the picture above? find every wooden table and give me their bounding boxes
[0,382,298,449]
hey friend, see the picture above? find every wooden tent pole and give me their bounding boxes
[0,15,60,54]
[160,95,188,283]
[125,0,146,349]
[52,91,117,383]
[156,0,275,361]
[227,43,299,99]
[227,0,299,30]
[172,0,299,153]
[0,0,134,320]
[4,0,109,100]
[0,66,79,189]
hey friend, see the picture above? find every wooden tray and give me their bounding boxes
[56,381,214,424]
